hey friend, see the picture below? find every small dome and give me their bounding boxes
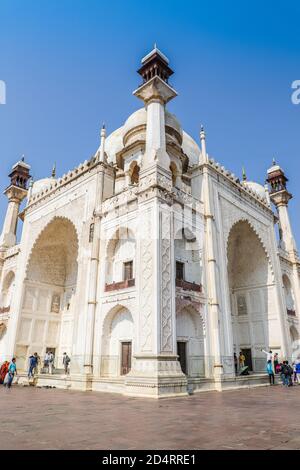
[182,131,201,165]
[242,181,266,200]
[165,110,182,144]
[31,178,56,196]
[267,164,281,174]
[122,108,147,140]
[105,126,123,163]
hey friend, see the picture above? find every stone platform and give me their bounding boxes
[1,382,300,449]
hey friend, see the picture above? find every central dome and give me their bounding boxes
[104,108,200,165]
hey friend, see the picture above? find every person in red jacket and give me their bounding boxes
[0,361,9,384]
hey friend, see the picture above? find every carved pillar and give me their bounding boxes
[125,171,187,398]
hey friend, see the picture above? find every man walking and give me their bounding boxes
[62,352,71,375]
[28,354,38,379]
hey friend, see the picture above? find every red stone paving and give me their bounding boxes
[0,384,300,450]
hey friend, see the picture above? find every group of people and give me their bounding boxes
[0,352,71,388]
[234,348,300,387]
[0,358,17,388]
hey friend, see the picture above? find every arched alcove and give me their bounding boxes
[16,217,79,370]
[176,305,205,377]
[101,305,134,377]
[129,161,140,185]
[105,227,136,287]
[174,228,202,289]
[283,274,296,315]
[0,271,15,311]
[227,220,273,372]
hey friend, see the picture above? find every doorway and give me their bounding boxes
[241,348,253,371]
[121,341,132,375]
[177,341,187,375]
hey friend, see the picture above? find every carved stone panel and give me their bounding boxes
[51,293,61,313]
[160,209,173,353]
[139,210,153,352]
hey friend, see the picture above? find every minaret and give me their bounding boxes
[0,158,31,248]
[266,160,297,254]
[99,124,106,163]
[133,45,177,171]
[200,125,208,163]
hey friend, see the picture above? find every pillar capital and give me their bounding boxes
[4,185,28,204]
[133,76,177,105]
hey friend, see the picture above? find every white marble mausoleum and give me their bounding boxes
[0,47,299,397]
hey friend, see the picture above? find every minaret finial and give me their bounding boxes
[51,162,56,178]
[200,125,207,163]
[99,123,107,163]
[242,166,247,181]
[272,157,276,166]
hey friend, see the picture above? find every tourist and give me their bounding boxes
[233,353,238,375]
[28,354,38,379]
[0,361,9,384]
[274,353,279,374]
[295,362,300,384]
[239,351,245,369]
[266,360,275,385]
[293,362,297,384]
[62,352,71,375]
[44,351,50,370]
[281,361,293,387]
[33,352,40,375]
[4,358,17,388]
[48,351,54,374]
[261,348,273,362]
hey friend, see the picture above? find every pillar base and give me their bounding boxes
[124,355,188,398]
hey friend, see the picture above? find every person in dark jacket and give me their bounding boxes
[281,361,293,387]
[28,354,38,379]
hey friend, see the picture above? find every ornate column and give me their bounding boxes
[124,47,187,397]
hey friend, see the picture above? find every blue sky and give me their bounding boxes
[0,0,299,243]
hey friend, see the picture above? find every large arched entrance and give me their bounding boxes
[15,217,78,371]
[227,220,274,372]
[0,271,15,358]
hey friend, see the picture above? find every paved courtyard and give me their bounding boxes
[1,384,300,450]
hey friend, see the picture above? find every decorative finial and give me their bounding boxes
[21,154,25,162]
[242,166,247,181]
[154,42,157,49]
[99,123,107,163]
[272,157,276,166]
[51,162,56,178]
[102,122,105,130]
[200,124,204,132]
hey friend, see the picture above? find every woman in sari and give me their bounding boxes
[0,361,9,384]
